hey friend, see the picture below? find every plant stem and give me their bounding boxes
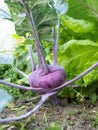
[15,68,29,79]
[52,27,56,63]
[0,92,56,123]
[52,19,60,65]
[0,79,44,92]
[22,0,50,73]
[52,62,98,91]
[0,79,31,90]
[28,45,36,71]
[24,95,41,103]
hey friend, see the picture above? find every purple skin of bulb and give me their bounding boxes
[29,65,66,94]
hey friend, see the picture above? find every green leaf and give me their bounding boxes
[83,54,98,85]
[5,0,57,38]
[58,0,98,43]
[67,0,98,20]
[79,0,98,19]
[59,15,95,33]
[58,39,98,85]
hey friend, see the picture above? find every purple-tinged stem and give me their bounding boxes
[15,68,29,79]
[0,79,31,90]
[0,79,47,92]
[28,45,36,71]
[24,95,41,103]
[52,62,98,91]
[52,19,60,65]
[22,0,50,73]
[0,79,48,92]
[0,92,56,123]
[52,27,56,64]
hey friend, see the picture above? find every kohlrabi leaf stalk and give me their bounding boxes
[22,0,50,74]
[52,19,60,65]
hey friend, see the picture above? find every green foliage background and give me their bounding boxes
[1,0,98,102]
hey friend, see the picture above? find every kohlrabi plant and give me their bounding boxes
[1,0,98,124]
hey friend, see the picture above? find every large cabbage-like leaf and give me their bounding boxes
[67,0,98,20]
[59,0,98,43]
[58,40,98,86]
[59,15,95,33]
[4,0,57,38]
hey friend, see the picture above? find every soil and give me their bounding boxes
[0,97,98,130]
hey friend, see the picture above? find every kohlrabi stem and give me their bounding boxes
[0,79,31,90]
[0,97,47,123]
[15,68,29,79]
[0,93,56,123]
[52,27,56,63]
[52,62,98,91]
[28,45,36,71]
[0,79,44,92]
[24,95,41,103]
[22,0,50,73]
[52,19,60,65]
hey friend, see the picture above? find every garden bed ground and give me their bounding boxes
[0,97,98,130]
